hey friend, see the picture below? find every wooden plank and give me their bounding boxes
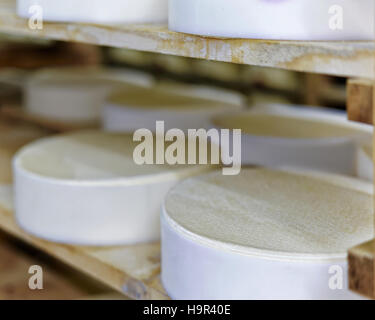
[0,232,109,299]
[348,78,375,299]
[0,0,373,78]
[0,204,167,300]
[348,240,375,299]
[347,78,373,125]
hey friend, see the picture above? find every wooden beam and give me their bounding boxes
[348,77,375,299]
[348,240,375,298]
[347,78,373,125]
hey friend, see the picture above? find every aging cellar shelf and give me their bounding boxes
[0,202,168,300]
[0,0,374,78]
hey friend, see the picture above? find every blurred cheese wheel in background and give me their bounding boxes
[211,110,372,175]
[102,87,243,132]
[17,0,168,24]
[24,68,152,125]
[155,81,245,106]
[169,0,374,40]
[162,168,373,299]
[14,131,212,245]
[356,142,373,181]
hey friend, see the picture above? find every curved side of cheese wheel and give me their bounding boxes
[13,131,213,245]
[169,0,374,40]
[17,0,168,24]
[161,168,372,299]
[161,212,364,300]
[25,73,114,123]
[211,111,372,175]
[103,88,242,132]
[356,143,373,181]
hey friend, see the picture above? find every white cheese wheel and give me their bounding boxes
[17,0,168,24]
[103,88,242,132]
[14,131,212,245]
[356,142,373,181]
[155,81,244,106]
[169,0,374,40]
[162,168,373,299]
[211,111,372,175]
[25,68,150,124]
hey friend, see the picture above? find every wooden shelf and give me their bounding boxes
[0,201,168,300]
[0,0,374,78]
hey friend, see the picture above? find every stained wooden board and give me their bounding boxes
[0,0,374,78]
[0,203,167,300]
[348,240,375,299]
[0,232,110,299]
[347,78,373,125]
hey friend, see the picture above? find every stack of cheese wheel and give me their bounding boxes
[169,0,374,40]
[13,131,212,245]
[17,0,168,24]
[24,68,150,126]
[356,142,373,181]
[211,111,372,175]
[162,168,373,300]
[103,87,243,132]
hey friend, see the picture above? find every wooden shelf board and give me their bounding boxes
[0,0,374,78]
[0,199,168,300]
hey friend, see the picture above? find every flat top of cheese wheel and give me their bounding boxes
[164,168,373,258]
[213,113,369,139]
[108,88,234,111]
[16,131,210,181]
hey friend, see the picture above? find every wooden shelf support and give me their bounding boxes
[347,78,373,125]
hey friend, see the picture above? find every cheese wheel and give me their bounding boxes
[162,168,373,299]
[14,131,212,245]
[103,87,242,132]
[155,81,244,106]
[25,68,150,124]
[169,0,374,40]
[211,111,372,175]
[356,142,373,181]
[17,0,168,24]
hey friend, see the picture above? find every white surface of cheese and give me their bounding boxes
[169,0,374,40]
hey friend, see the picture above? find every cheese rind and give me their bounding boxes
[103,88,242,132]
[17,0,168,24]
[169,0,374,40]
[162,168,373,299]
[212,111,372,175]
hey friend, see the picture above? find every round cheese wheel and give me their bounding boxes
[17,0,168,24]
[162,168,373,299]
[155,81,244,106]
[14,131,212,245]
[169,0,374,40]
[211,111,372,175]
[102,87,242,132]
[24,68,150,124]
